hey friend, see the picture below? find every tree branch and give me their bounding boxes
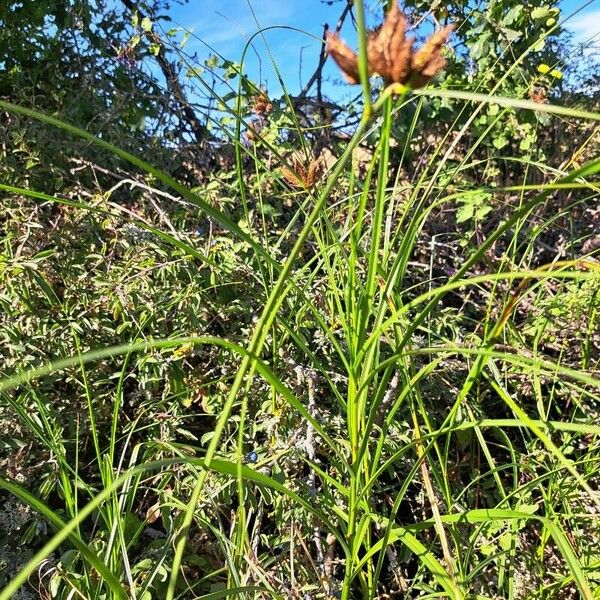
[298,0,353,100]
[120,0,208,143]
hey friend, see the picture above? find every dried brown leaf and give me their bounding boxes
[529,86,548,104]
[146,501,161,524]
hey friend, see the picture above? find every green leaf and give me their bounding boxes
[456,202,475,224]
[532,38,546,52]
[488,103,500,116]
[499,27,522,43]
[492,134,509,149]
[141,16,153,32]
[503,5,523,25]
[531,6,553,20]
[470,33,491,60]
[475,204,493,220]
[205,54,219,68]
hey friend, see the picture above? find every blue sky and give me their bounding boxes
[563,0,600,45]
[161,0,600,99]
[163,0,355,99]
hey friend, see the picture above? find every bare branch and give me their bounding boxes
[120,0,208,142]
[298,0,353,99]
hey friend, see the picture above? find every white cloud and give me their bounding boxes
[565,8,600,46]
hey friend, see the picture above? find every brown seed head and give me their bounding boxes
[245,120,260,142]
[325,32,360,84]
[281,155,323,189]
[410,24,454,88]
[326,2,453,89]
[251,91,273,116]
[367,2,413,85]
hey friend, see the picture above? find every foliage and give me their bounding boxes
[1,1,600,599]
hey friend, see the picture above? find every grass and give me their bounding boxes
[1,1,600,598]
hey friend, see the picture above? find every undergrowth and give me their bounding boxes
[1,1,600,599]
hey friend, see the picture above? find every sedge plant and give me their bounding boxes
[1,0,600,598]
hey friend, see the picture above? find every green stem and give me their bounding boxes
[166,101,380,600]
[354,0,372,120]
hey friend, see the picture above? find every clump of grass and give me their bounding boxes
[1,1,600,599]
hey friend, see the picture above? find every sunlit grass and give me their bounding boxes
[1,1,600,598]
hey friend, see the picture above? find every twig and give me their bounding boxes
[317,24,329,112]
[103,178,193,208]
[298,0,353,100]
[103,178,188,235]
[305,370,325,570]
[119,0,208,142]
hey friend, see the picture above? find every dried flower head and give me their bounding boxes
[245,120,262,143]
[251,90,273,116]
[326,2,453,89]
[326,33,362,84]
[529,86,548,104]
[281,154,323,189]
